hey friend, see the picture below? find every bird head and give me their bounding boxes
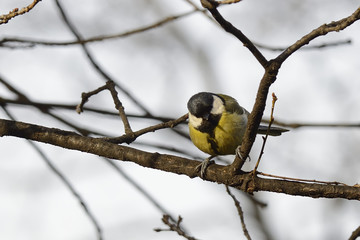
[187,92,225,131]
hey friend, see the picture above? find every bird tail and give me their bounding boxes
[257,125,289,136]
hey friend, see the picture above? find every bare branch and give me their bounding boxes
[0,76,102,136]
[0,9,201,48]
[104,158,180,225]
[231,6,360,173]
[0,0,42,25]
[0,96,175,123]
[258,172,351,187]
[276,7,360,64]
[200,0,268,68]
[200,3,360,175]
[349,226,360,240]
[77,80,133,136]
[104,114,188,144]
[266,119,360,129]
[1,119,360,200]
[226,186,252,240]
[154,215,198,240]
[1,106,103,240]
[77,81,188,144]
[253,93,278,174]
[3,95,360,131]
[255,39,352,52]
[54,0,151,116]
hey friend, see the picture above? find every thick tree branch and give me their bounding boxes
[231,63,279,171]
[210,6,360,172]
[1,119,359,200]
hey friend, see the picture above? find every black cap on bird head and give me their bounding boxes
[187,92,223,119]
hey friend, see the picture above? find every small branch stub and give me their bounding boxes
[76,80,134,136]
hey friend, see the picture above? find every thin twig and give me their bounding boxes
[0,75,191,143]
[104,114,188,144]
[154,215,198,240]
[77,81,188,144]
[276,7,360,64]
[247,196,274,240]
[256,39,352,52]
[264,119,360,129]
[1,106,103,240]
[77,80,133,136]
[0,76,102,136]
[3,95,360,132]
[252,93,277,175]
[0,0,42,25]
[183,0,214,22]
[0,95,177,123]
[225,186,252,240]
[0,9,201,48]
[54,0,151,116]
[257,172,350,187]
[3,95,360,130]
[200,0,268,68]
[103,158,180,224]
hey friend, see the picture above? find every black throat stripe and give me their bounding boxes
[196,114,221,134]
[207,135,220,155]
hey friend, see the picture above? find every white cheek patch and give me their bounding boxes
[188,113,203,128]
[211,95,225,115]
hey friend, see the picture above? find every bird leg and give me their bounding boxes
[196,155,215,178]
[236,145,251,162]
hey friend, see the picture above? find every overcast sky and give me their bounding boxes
[1,1,360,240]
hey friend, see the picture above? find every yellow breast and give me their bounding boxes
[189,111,247,156]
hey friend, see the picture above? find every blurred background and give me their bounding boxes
[1,0,360,239]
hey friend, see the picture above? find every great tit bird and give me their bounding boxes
[187,92,287,177]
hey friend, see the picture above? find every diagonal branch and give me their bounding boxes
[0,106,103,240]
[230,6,360,173]
[0,0,42,25]
[54,0,151,115]
[200,0,268,68]
[226,186,251,240]
[349,226,360,240]
[201,2,360,175]
[276,7,360,64]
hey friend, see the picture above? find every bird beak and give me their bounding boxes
[203,113,210,121]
